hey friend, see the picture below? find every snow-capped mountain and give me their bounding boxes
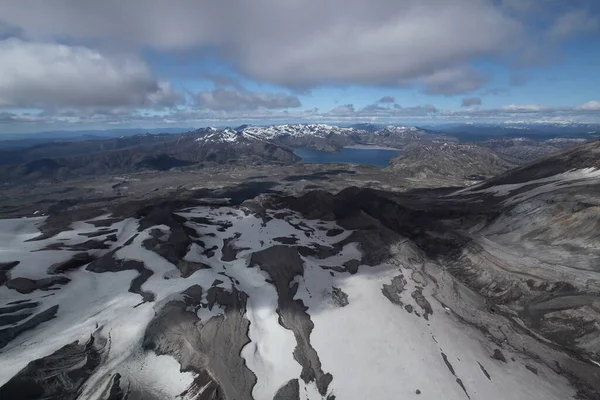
[240,124,358,140]
[194,128,264,144]
[206,124,456,152]
[230,124,363,152]
[185,128,299,163]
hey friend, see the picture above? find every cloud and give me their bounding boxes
[0,1,523,89]
[422,67,487,95]
[0,39,180,109]
[461,97,482,107]
[548,9,599,40]
[501,0,563,15]
[575,101,600,111]
[361,104,388,113]
[4,100,600,134]
[328,104,356,116]
[509,74,528,86]
[446,100,600,117]
[345,103,439,117]
[200,73,244,89]
[378,96,395,103]
[195,89,301,111]
[480,87,509,96]
[0,20,22,39]
[391,104,439,115]
[499,104,548,113]
[0,112,43,123]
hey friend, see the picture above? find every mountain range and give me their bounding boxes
[0,124,593,186]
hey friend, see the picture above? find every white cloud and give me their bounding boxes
[500,104,548,113]
[345,103,439,116]
[0,38,180,109]
[575,101,600,111]
[450,100,600,116]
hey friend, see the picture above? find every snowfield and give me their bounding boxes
[0,205,582,399]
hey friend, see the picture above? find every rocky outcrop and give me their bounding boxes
[0,333,107,399]
[143,285,256,400]
[386,142,516,186]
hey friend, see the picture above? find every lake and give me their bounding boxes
[293,146,401,167]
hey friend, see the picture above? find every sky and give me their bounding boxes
[0,0,599,134]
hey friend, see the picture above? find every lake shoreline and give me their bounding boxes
[343,144,400,150]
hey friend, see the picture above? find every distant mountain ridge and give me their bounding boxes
[481,137,587,164]
[386,142,517,187]
[0,123,593,184]
[0,129,299,183]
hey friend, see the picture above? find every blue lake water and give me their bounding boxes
[293,147,401,167]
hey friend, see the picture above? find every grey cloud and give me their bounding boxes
[378,96,395,103]
[195,89,301,111]
[43,107,135,117]
[480,87,509,96]
[357,103,438,116]
[509,74,528,86]
[0,20,23,39]
[328,104,356,115]
[548,9,599,39]
[501,0,562,14]
[0,112,43,123]
[201,73,244,89]
[361,104,387,113]
[461,97,482,107]
[395,104,439,115]
[0,1,523,89]
[516,42,560,67]
[0,39,181,109]
[422,67,487,95]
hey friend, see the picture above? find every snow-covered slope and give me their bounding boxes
[0,190,595,399]
[194,128,266,145]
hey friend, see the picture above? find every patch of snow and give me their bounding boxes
[452,168,600,202]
